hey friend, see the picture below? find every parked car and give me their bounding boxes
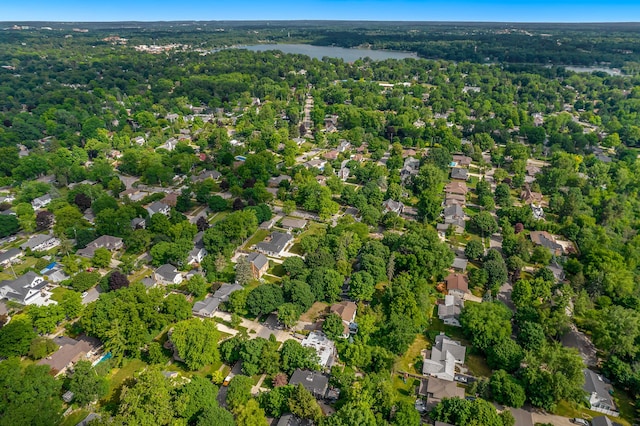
[571,419,589,426]
[454,374,468,383]
[223,375,232,386]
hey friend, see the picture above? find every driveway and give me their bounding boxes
[82,287,101,305]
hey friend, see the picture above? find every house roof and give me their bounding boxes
[444,204,464,219]
[277,414,312,426]
[451,257,468,271]
[451,168,469,180]
[281,217,308,229]
[256,232,292,255]
[246,252,268,270]
[147,201,169,215]
[38,336,100,374]
[434,333,467,362]
[583,369,615,408]
[20,234,55,251]
[0,271,47,302]
[591,416,615,426]
[445,181,468,195]
[426,377,465,399]
[0,248,21,263]
[155,264,180,281]
[212,283,243,301]
[445,273,469,293]
[330,301,357,323]
[77,235,123,257]
[452,154,472,166]
[192,296,221,317]
[289,369,329,397]
[382,199,404,212]
[530,231,563,253]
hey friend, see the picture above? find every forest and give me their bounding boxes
[0,22,639,426]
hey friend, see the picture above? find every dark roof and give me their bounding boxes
[0,271,47,303]
[77,235,123,257]
[212,283,243,301]
[451,167,468,180]
[443,204,464,219]
[155,264,180,281]
[583,369,615,407]
[591,416,615,426]
[289,369,329,398]
[0,248,21,263]
[256,232,292,254]
[246,252,268,270]
[277,414,312,426]
[192,296,221,317]
[147,201,169,215]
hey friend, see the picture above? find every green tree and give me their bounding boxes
[471,211,498,236]
[226,375,253,411]
[486,338,524,373]
[235,399,268,426]
[28,336,58,360]
[280,339,319,375]
[235,256,254,285]
[171,318,220,371]
[348,271,376,302]
[117,367,175,425]
[460,302,512,353]
[61,291,83,319]
[68,360,108,406]
[289,384,323,423]
[0,358,63,426]
[393,400,421,426]
[277,303,301,329]
[246,284,284,317]
[186,275,209,298]
[489,370,526,408]
[0,214,20,237]
[323,313,346,340]
[92,247,111,268]
[464,239,484,260]
[174,376,219,424]
[197,406,236,426]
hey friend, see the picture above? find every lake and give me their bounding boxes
[238,43,418,62]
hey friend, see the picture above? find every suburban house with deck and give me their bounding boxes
[256,232,293,257]
[583,369,619,416]
[31,193,52,209]
[192,283,243,318]
[445,273,469,298]
[382,199,404,215]
[419,376,465,409]
[529,230,564,256]
[438,295,464,327]
[38,335,101,376]
[0,248,22,267]
[422,333,467,381]
[76,235,123,258]
[154,264,183,285]
[146,200,170,217]
[289,369,329,399]
[246,252,269,279]
[329,301,357,338]
[0,271,55,306]
[20,234,60,252]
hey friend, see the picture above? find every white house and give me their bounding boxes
[146,201,170,217]
[154,264,183,285]
[20,234,60,252]
[31,194,52,210]
[0,271,55,306]
[422,333,466,381]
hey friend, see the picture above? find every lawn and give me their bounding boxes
[101,358,148,413]
[288,243,304,255]
[243,229,270,250]
[391,375,421,404]
[0,256,39,281]
[296,221,327,241]
[128,267,152,284]
[299,301,328,323]
[465,353,493,378]
[554,401,631,426]
[613,387,637,425]
[208,211,230,225]
[59,409,90,426]
[268,263,286,277]
[394,334,428,375]
[50,286,72,302]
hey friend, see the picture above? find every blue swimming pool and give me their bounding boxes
[93,352,112,366]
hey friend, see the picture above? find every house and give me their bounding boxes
[445,273,469,297]
[583,369,619,416]
[146,201,170,217]
[268,175,292,188]
[422,333,467,381]
[329,301,357,338]
[191,169,222,183]
[41,263,69,283]
[591,416,616,426]
[438,295,464,327]
[451,257,468,272]
[0,248,22,266]
[0,271,55,306]
[38,335,101,377]
[323,150,339,161]
[289,369,329,399]
[337,140,351,153]
[445,193,466,206]
[531,203,544,220]
[452,154,472,167]
[246,252,269,279]
[157,137,178,151]
[132,136,146,146]
[31,194,52,209]
[520,187,543,205]
[337,167,350,181]
[256,232,293,257]
[76,413,100,426]
[277,414,312,426]
[76,235,123,258]
[162,193,179,207]
[444,181,468,196]
[382,199,404,215]
[20,234,60,252]
[154,264,183,285]
[400,157,421,183]
[529,231,564,256]
[187,246,206,265]
[443,204,466,234]
[192,283,243,318]
[423,377,465,409]
[451,168,469,181]
[280,217,308,231]
[304,159,327,171]
[301,331,336,368]
[131,217,146,229]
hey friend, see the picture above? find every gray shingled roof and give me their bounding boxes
[289,369,328,398]
[256,232,292,254]
[583,369,615,407]
[247,252,268,270]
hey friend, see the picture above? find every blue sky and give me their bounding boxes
[3,0,640,23]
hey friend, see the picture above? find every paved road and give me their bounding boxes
[82,286,101,305]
